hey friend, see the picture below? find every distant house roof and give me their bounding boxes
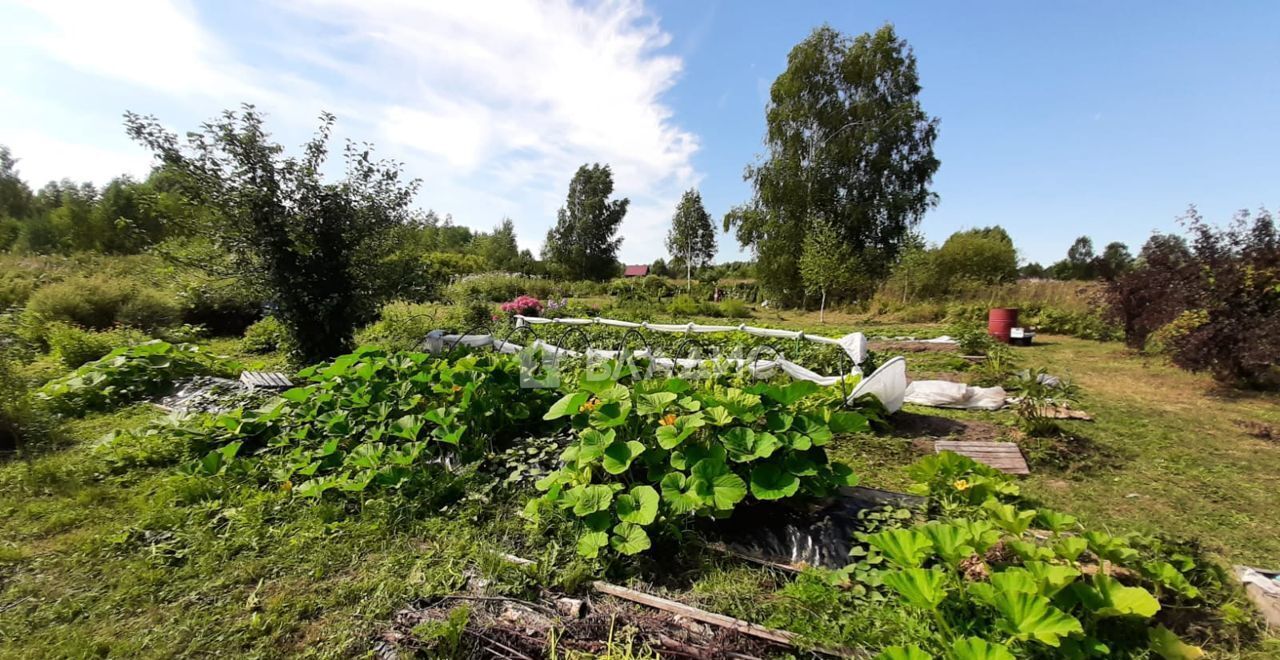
[623,264,649,277]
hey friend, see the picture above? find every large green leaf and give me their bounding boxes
[991,591,1083,647]
[1141,561,1200,599]
[570,484,614,517]
[792,413,833,446]
[615,485,659,525]
[544,391,589,420]
[1053,536,1089,562]
[703,405,735,426]
[690,458,747,510]
[920,521,976,566]
[659,471,701,514]
[590,400,632,428]
[863,528,934,568]
[576,530,608,558]
[577,428,615,464]
[982,499,1037,536]
[1022,561,1081,598]
[749,463,799,500]
[875,645,931,660]
[765,410,794,432]
[1149,625,1205,659]
[955,519,1002,554]
[882,567,949,610]
[655,413,706,449]
[1082,531,1139,564]
[950,637,1015,660]
[1035,509,1079,534]
[827,410,869,434]
[610,522,651,555]
[751,432,781,460]
[602,440,646,475]
[1071,573,1160,618]
[636,392,678,415]
[720,427,756,461]
[669,442,726,471]
[763,380,818,406]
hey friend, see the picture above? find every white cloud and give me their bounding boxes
[11,0,258,101]
[283,0,700,259]
[3,131,152,189]
[2,0,701,262]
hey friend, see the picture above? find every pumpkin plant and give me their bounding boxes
[174,347,554,498]
[524,361,869,558]
[857,452,1207,659]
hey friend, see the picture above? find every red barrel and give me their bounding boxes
[987,308,1019,344]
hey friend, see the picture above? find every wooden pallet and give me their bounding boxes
[239,371,293,390]
[934,440,1030,475]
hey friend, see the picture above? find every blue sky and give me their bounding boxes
[2,1,1277,266]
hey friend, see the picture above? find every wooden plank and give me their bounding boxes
[592,581,861,658]
[935,440,1030,475]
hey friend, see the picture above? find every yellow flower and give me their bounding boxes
[659,413,677,427]
[953,479,971,492]
[450,384,463,393]
[578,397,600,413]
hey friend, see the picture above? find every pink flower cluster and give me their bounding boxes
[500,295,543,317]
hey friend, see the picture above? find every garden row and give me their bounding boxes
[32,338,1231,657]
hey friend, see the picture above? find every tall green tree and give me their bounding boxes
[933,226,1018,286]
[665,188,717,290]
[478,218,521,271]
[798,219,859,322]
[724,23,940,305]
[0,146,34,221]
[1096,241,1134,281]
[125,105,419,363]
[542,163,628,281]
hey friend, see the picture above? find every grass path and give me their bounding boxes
[1018,335,1280,567]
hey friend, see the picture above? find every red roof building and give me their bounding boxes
[623,264,649,277]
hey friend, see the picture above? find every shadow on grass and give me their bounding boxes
[1019,430,1133,477]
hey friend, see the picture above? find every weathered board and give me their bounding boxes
[239,371,293,390]
[934,440,1030,475]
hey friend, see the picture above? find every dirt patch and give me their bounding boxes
[889,412,1007,443]
[378,592,787,659]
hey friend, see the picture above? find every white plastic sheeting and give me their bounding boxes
[903,380,1006,410]
[851,357,908,412]
[421,324,907,413]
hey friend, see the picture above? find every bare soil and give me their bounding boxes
[379,591,788,659]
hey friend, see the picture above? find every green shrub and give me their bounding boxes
[444,300,495,334]
[354,302,444,351]
[23,275,135,331]
[117,289,181,330]
[21,275,185,347]
[719,299,751,319]
[177,277,266,335]
[0,342,57,453]
[948,323,994,356]
[667,294,701,317]
[45,322,149,368]
[445,273,558,303]
[37,341,235,414]
[242,316,291,354]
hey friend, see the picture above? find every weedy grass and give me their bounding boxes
[0,407,551,658]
